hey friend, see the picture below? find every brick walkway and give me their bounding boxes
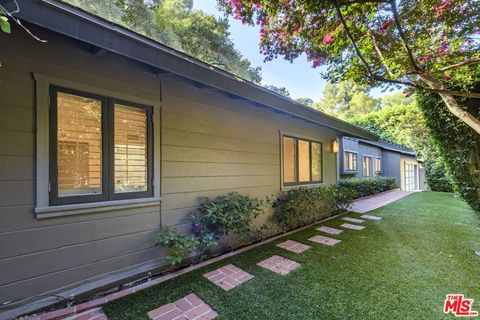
[340,223,365,230]
[276,240,311,253]
[342,217,365,224]
[63,308,107,320]
[147,293,217,320]
[350,190,413,213]
[257,255,300,275]
[308,235,341,246]
[316,226,343,235]
[203,264,254,291]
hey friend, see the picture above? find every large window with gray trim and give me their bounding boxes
[49,86,153,205]
[344,151,358,172]
[282,135,323,186]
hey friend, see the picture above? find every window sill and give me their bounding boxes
[281,183,325,192]
[35,197,161,219]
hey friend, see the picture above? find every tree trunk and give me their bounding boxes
[419,74,480,135]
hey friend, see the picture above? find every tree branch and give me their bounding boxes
[369,30,394,77]
[389,0,421,72]
[338,0,388,6]
[428,58,480,74]
[332,0,374,77]
[369,74,480,98]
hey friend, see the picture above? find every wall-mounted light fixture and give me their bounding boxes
[331,138,340,153]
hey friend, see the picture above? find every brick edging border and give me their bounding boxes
[22,212,346,320]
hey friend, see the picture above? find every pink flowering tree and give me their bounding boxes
[218,0,480,134]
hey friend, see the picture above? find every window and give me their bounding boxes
[375,157,382,173]
[282,135,323,186]
[50,86,153,205]
[363,156,373,177]
[344,151,358,171]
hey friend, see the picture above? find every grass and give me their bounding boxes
[103,192,480,319]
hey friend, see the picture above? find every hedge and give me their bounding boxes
[338,177,397,199]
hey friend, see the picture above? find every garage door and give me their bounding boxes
[404,163,417,191]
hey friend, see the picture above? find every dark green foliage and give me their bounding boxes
[422,149,454,193]
[154,226,199,265]
[64,0,262,83]
[156,192,266,265]
[272,186,355,230]
[338,177,397,199]
[195,192,265,239]
[416,91,480,211]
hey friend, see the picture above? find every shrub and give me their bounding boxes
[156,192,267,265]
[154,226,198,265]
[338,177,397,198]
[272,185,356,230]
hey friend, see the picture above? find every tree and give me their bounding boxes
[264,84,291,97]
[380,92,414,108]
[64,0,262,83]
[295,97,314,106]
[218,0,480,134]
[314,80,377,119]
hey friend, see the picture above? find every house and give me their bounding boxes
[340,137,427,191]
[0,0,379,317]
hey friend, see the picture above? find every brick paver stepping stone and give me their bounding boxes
[316,226,343,235]
[148,293,218,320]
[342,217,365,224]
[276,240,311,253]
[340,223,365,230]
[308,235,341,246]
[257,255,300,275]
[203,264,254,291]
[64,308,108,320]
[361,214,382,221]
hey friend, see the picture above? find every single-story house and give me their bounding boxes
[0,0,380,317]
[340,137,427,191]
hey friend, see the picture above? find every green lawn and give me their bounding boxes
[103,192,480,319]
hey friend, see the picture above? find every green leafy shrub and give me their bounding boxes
[322,185,356,212]
[156,192,267,265]
[339,177,397,198]
[154,226,199,265]
[272,186,355,230]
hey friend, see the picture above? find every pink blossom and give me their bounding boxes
[434,0,451,17]
[380,18,393,33]
[403,88,413,97]
[443,76,452,81]
[322,32,335,45]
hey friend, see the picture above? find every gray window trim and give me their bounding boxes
[34,73,161,218]
[279,131,325,191]
[343,150,358,172]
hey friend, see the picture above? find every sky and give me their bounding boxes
[192,0,397,101]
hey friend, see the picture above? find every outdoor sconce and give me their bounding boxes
[331,138,340,153]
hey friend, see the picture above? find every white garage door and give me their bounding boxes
[405,164,418,191]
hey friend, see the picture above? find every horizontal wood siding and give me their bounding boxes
[0,28,161,304]
[0,24,340,306]
[161,79,339,231]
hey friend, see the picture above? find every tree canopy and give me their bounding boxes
[64,0,262,83]
[218,0,480,134]
[314,80,377,119]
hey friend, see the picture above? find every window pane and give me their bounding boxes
[298,140,310,182]
[57,92,102,196]
[311,142,322,181]
[114,104,148,193]
[283,137,296,183]
[353,154,357,170]
[376,158,381,172]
